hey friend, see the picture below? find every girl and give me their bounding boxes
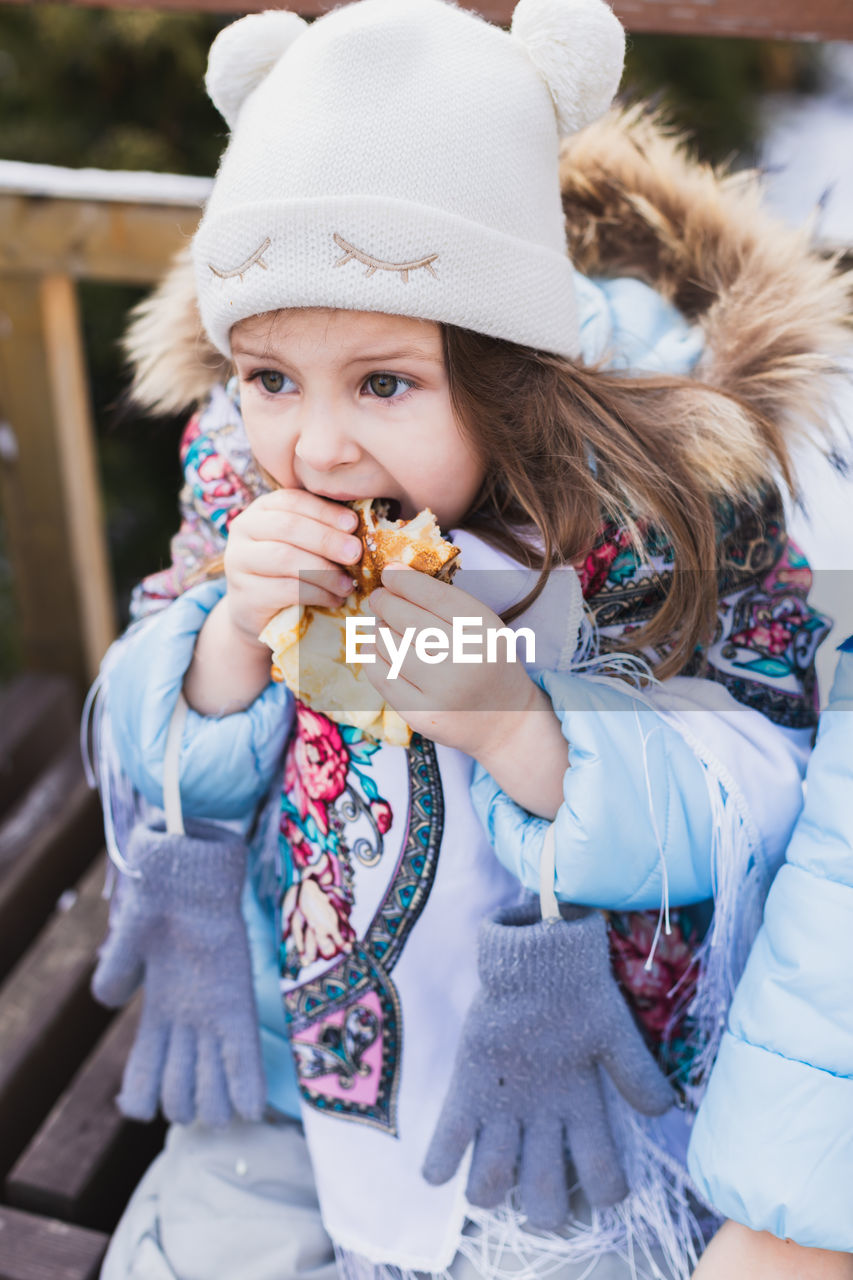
[91,2,852,1278]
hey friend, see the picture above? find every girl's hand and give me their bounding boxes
[223,489,363,644]
[184,490,362,715]
[366,565,568,817]
[366,564,535,757]
[693,1221,853,1279]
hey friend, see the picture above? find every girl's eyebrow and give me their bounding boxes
[230,342,441,366]
[343,349,442,367]
[230,343,281,361]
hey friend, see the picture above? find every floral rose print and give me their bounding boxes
[279,702,394,977]
[730,596,814,660]
[280,814,313,869]
[609,910,697,1040]
[284,705,350,836]
[182,418,254,535]
[578,523,634,598]
[370,799,392,835]
[282,853,356,966]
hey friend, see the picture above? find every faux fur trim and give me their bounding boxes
[560,105,853,497]
[122,246,229,417]
[124,105,852,498]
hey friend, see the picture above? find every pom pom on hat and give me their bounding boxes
[511,0,625,136]
[206,10,309,130]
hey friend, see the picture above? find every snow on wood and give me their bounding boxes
[0,160,211,207]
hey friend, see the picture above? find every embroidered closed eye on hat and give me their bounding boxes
[192,0,625,359]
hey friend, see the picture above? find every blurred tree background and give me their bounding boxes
[0,6,826,678]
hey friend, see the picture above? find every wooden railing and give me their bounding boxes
[0,0,851,42]
[0,166,210,688]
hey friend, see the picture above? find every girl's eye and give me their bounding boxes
[258,370,293,394]
[365,373,412,400]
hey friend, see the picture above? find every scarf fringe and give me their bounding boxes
[80,620,156,888]
[563,602,655,689]
[336,1245,454,1280]
[684,755,766,1084]
[336,1110,711,1280]
[450,1088,712,1280]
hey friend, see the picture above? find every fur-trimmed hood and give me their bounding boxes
[124,106,852,501]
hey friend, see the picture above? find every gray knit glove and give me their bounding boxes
[92,820,266,1127]
[422,902,674,1228]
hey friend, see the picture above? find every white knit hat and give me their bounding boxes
[193,0,625,359]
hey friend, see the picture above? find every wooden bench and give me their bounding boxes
[0,676,165,1280]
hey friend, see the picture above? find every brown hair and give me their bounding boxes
[441,325,791,680]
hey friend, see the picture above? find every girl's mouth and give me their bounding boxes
[309,489,402,522]
[375,497,402,522]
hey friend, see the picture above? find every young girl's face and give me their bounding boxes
[231,308,485,529]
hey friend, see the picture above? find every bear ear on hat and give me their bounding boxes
[206,10,309,130]
[511,0,625,137]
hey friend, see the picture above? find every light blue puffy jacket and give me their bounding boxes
[106,571,806,1119]
[688,642,853,1250]
[103,275,811,1127]
[104,277,742,1118]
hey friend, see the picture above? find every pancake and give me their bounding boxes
[259,500,460,745]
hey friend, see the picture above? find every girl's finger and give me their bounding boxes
[368,594,482,701]
[291,583,356,611]
[363,640,427,701]
[233,572,352,616]
[232,541,356,593]
[252,487,360,533]
[241,509,363,567]
[379,563,471,624]
[368,587,439,640]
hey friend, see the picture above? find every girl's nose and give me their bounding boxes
[293,404,361,472]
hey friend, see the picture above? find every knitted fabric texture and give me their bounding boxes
[92,820,266,1127]
[422,901,674,1228]
[193,0,625,358]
